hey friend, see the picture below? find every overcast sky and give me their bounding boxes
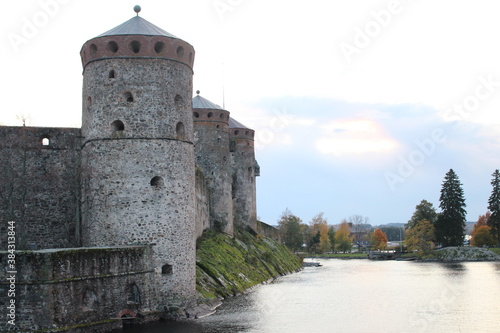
[3,0,500,227]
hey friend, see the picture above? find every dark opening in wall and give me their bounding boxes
[154,41,165,53]
[129,40,141,53]
[193,112,200,118]
[174,94,183,105]
[128,284,141,304]
[176,122,186,140]
[41,136,50,146]
[234,130,239,135]
[107,41,119,53]
[150,176,164,188]
[90,43,97,57]
[124,91,134,103]
[162,264,173,275]
[109,70,116,79]
[177,46,184,58]
[207,112,213,118]
[111,120,125,133]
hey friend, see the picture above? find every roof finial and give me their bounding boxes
[134,5,141,16]
[196,90,200,95]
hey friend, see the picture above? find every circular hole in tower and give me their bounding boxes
[234,130,239,135]
[245,131,249,136]
[193,112,200,118]
[111,120,125,134]
[176,46,184,58]
[107,41,119,53]
[150,176,164,188]
[129,41,141,54]
[207,112,213,118]
[154,41,165,53]
[90,43,97,57]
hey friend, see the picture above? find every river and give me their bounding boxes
[115,259,500,333]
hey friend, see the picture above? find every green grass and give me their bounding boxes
[196,229,302,299]
[489,248,500,255]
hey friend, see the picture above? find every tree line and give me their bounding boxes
[278,168,500,254]
[405,169,500,255]
[277,211,390,253]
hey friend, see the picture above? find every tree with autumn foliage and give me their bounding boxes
[405,219,435,256]
[471,213,496,247]
[371,228,388,250]
[318,223,331,253]
[335,221,353,253]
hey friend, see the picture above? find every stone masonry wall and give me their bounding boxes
[0,246,157,333]
[195,167,210,239]
[0,127,81,250]
[194,111,234,235]
[230,133,257,231]
[81,53,196,301]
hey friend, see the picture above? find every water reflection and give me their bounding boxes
[114,260,500,333]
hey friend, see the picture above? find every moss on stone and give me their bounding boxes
[196,228,302,299]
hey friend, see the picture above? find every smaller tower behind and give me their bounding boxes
[193,92,233,235]
[230,118,259,231]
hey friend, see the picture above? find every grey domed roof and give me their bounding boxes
[192,94,223,110]
[98,16,179,38]
[229,117,250,129]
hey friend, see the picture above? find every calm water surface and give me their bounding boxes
[117,260,500,333]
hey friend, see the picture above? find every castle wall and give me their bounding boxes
[0,127,81,250]
[194,109,234,235]
[230,130,258,231]
[0,246,157,333]
[195,167,210,239]
[81,52,196,301]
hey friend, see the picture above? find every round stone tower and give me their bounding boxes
[229,118,259,231]
[80,7,196,302]
[192,92,233,235]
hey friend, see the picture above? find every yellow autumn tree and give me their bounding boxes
[405,219,435,256]
[335,221,353,253]
[371,228,388,250]
[318,223,331,253]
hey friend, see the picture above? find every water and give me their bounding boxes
[117,260,500,333]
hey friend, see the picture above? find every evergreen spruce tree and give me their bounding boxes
[487,169,500,246]
[435,169,466,247]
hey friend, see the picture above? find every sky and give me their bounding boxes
[2,0,500,228]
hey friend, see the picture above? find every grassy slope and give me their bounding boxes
[196,229,302,299]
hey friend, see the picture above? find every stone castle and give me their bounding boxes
[0,7,260,332]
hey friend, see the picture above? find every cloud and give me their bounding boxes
[316,119,398,156]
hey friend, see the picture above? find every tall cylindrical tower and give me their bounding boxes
[80,7,196,302]
[229,118,258,231]
[192,92,233,235]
